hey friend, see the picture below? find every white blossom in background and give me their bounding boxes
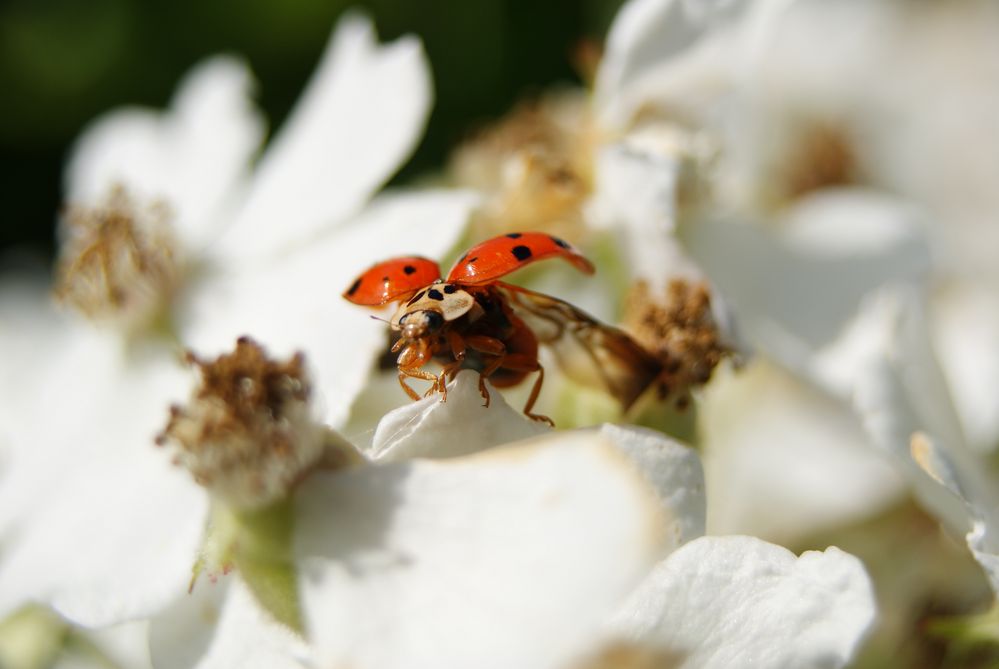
[0,8,473,651]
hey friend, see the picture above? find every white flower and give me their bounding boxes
[352,371,878,668]
[0,9,472,634]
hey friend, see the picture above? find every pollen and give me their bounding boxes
[156,337,327,509]
[54,185,181,332]
[623,279,732,409]
[451,93,596,241]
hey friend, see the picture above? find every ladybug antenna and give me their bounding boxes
[369,314,392,325]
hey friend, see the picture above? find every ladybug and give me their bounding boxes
[343,232,661,424]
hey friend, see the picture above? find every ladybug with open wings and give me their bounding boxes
[343,232,661,425]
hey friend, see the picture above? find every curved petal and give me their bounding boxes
[700,362,904,543]
[596,0,752,127]
[181,189,475,428]
[682,189,931,365]
[295,432,665,669]
[599,424,705,547]
[369,370,550,461]
[0,449,208,627]
[219,13,433,258]
[931,284,999,453]
[608,536,877,669]
[65,57,264,251]
[150,577,309,669]
[852,288,999,533]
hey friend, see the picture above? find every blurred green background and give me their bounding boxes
[0,0,625,265]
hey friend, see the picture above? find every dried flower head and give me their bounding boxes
[157,337,326,509]
[623,279,732,409]
[451,93,597,240]
[55,185,181,332]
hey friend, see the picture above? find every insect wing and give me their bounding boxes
[446,232,595,285]
[343,256,442,305]
[498,284,661,410]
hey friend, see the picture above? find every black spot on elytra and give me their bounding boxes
[506,232,522,239]
[512,245,532,261]
[467,256,478,264]
[427,289,445,301]
[381,276,390,283]
[407,290,426,305]
[403,265,417,275]
[443,284,457,294]
[551,236,569,249]
[346,278,362,296]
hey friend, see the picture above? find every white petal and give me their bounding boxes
[852,288,999,534]
[150,577,309,669]
[682,189,931,365]
[598,424,705,547]
[369,370,550,461]
[66,57,264,251]
[608,536,877,669]
[700,362,904,543]
[181,189,475,428]
[0,448,208,626]
[220,13,432,258]
[909,432,999,596]
[296,432,665,669]
[596,0,750,127]
[931,284,999,453]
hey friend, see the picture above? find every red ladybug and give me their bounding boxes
[344,232,660,424]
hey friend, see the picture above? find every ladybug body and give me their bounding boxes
[344,232,660,424]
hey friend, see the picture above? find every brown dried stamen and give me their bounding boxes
[55,186,180,330]
[623,279,732,409]
[157,337,326,509]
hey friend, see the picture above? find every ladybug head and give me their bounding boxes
[397,309,445,340]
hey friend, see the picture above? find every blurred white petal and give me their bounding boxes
[65,57,264,251]
[0,450,208,626]
[683,189,931,365]
[596,0,751,127]
[608,535,876,669]
[150,576,309,669]
[182,189,474,428]
[853,288,999,534]
[701,362,903,543]
[296,433,664,669]
[931,285,999,453]
[220,13,432,258]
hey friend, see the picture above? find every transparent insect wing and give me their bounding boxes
[390,284,477,328]
[498,283,661,410]
[446,232,595,285]
[343,256,442,305]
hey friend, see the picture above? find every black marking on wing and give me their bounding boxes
[346,278,362,296]
[511,245,532,261]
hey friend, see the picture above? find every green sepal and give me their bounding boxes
[194,498,304,635]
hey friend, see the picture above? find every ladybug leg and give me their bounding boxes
[494,353,553,426]
[465,335,507,407]
[438,331,466,387]
[397,341,441,402]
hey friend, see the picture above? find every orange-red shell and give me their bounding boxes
[446,232,595,285]
[343,256,442,305]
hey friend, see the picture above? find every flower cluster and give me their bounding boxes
[2,0,999,667]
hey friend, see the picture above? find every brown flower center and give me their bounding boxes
[623,279,732,409]
[156,337,327,509]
